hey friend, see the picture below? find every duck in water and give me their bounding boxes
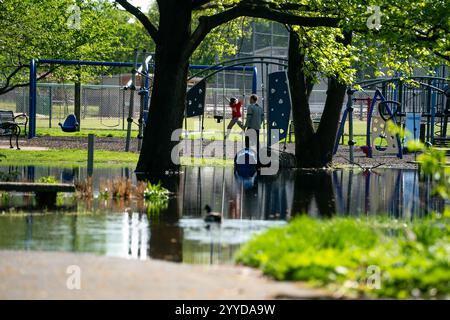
[204,205,222,223]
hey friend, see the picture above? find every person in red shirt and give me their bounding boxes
[225,97,244,138]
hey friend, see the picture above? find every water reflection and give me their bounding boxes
[0,165,446,264]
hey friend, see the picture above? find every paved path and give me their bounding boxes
[0,250,330,300]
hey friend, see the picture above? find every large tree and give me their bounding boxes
[285,0,449,167]
[116,0,341,176]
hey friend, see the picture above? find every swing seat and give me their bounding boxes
[58,114,79,132]
[214,115,223,123]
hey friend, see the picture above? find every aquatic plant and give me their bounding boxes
[236,215,450,299]
[74,177,93,199]
[37,176,58,184]
[112,178,133,199]
[143,182,169,202]
[0,192,10,206]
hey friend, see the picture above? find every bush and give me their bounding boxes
[236,215,450,299]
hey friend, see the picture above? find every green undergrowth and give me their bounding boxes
[236,214,450,299]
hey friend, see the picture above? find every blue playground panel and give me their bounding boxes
[267,71,291,145]
[404,113,421,147]
[186,80,206,118]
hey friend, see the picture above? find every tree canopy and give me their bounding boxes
[0,0,151,94]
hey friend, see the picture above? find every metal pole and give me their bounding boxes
[223,71,226,160]
[48,87,52,128]
[346,89,355,163]
[137,50,147,151]
[242,66,246,144]
[125,49,138,152]
[74,73,81,131]
[29,59,37,139]
[122,89,126,131]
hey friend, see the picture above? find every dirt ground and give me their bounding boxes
[0,250,331,300]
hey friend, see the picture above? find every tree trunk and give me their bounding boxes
[287,30,318,167]
[288,30,350,168]
[136,1,192,178]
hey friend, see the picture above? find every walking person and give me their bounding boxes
[244,94,264,166]
[225,97,244,139]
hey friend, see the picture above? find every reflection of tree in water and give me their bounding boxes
[291,170,336,217]
[148,198,183,262]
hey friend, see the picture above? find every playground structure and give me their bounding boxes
[184,56,292,164]
[21,55,294,156]
[334,74,450,162]
[8,53,447,166]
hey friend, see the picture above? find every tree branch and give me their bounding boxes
[0,66,58,96]
[192,0,215,10]
[185,3,340,58]
[433,50,450,62]
[115,0,159,42]
[0,65,26,94]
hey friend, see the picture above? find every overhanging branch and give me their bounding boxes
[191,0,215,10]
[116,0,159,42]
[185,3,340,58]
[0,66,58,96]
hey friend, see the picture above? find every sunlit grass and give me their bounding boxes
[0,149,139,167]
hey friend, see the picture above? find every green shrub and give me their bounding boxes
[236,215,450,299]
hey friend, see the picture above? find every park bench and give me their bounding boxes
[0,110,28,149]
[0,182,76,207]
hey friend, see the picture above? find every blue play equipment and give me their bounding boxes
[185,56,291,166]
[58,114,79,132]
[334,75,449,161]
[267,71,291,146]
[365,89,403,158]
[29,58,259,139]
[186,80,206,118]
[404,113,422,148]
[234,137,258,178]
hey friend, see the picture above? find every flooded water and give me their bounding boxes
[0,165,446,264]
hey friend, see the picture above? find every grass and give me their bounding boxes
[0,149,139,167]
[0,148,234,168]
[235,214,450,299]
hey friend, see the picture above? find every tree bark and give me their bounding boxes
[136,1,192,177]
[288,30,351,168]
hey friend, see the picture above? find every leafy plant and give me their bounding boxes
[143,182,169,202]
[406,139,450,200]
[37,176,58,184]
[236,215,450,299]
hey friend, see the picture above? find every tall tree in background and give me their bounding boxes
[0,0,151,93]
[116,0,340,176]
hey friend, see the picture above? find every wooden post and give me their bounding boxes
[88,134,94,177]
